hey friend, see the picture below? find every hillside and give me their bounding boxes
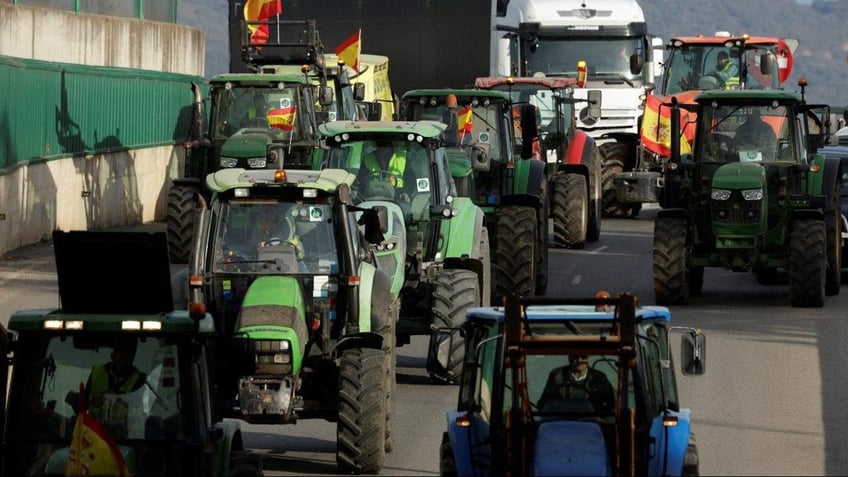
[177,0,848,106]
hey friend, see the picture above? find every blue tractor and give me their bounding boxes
[440,293,705,476]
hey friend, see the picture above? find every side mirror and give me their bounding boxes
[367,102,383,121]
[760,53,774,76]
[353,82,366,102]
[629,52,644,75]
[472,144,491,171]
[361,206,389,244]
[587,90,602,119]
[519,104,538,159]
[426,325,463,383]
[680,330,706,376]
[319,86,334,107]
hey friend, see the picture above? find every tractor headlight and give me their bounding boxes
[711,189,732,201]
[741,188,763,201]
[247,157,267,168]
[220,157,239,168]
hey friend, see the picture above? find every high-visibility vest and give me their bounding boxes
[363,148,407,188]
[720,61,739,87]
[90,364,142,396]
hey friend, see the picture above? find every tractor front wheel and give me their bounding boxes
[653,216,690,305]
[495,206,537,298]
[166,183,198,264]
[430,269,480,383]
[789,219,826,307]
[551,173,588,248]
[337,348,386,474]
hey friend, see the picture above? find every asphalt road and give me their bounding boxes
[3,208,848,475]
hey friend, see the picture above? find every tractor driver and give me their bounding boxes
[537,354,615,413]
[243,93,269,127]
[255,204,304,260]
[710,51,739,88]
[358,141,414,202]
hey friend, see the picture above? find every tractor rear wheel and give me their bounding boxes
[536,177,549,296]
[653,216,690,305]
[337,348,386,474]
[431,269,480,383]
[789,219,826,307]
[551,173,588,248]
[495,206,537,298]
[166,184,198,263]
[600,142,639,218]
[587,149,603,242]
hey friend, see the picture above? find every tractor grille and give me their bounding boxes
[712,191,762,224]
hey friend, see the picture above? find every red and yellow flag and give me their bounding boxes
[268,106,297,132]
[65,408,128,475]
[457,106,473,139]
[640,94,692,156]
[244,0,283,46]
[335,30,362,72]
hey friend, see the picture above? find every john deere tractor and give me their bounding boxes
[400,89,548,299]
[318,120,491,384]
[654,86,841,307]
[0,230,260,477]
[167,19,366,263]
[186,167,397,474]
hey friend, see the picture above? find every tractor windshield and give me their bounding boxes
[213,199,339,275]
[698,103,792,163]
[663,44,783,95]
[7,333,187,476]
[406,101,508,161]
[210,85,310,141]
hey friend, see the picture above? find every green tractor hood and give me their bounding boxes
[711,161,766,190]
[220,131,273,159]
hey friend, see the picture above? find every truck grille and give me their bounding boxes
[712,191,762,224]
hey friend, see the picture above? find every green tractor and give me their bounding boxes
[399,89,549,299]
[0,230,260,476]
[167,18,366,263]
[654,87,842,307]
[318,120,491,384]
[186,168,398,473]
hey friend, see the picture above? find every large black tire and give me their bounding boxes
[682,433,699,477]
[430,269,480,383]
[480,227,492,307]
[439,432,458,477]
[587,148,603,242]
[337,348,386,474]
[825,184,842,296]
[653,216,690,305]
[600,142,638,218]
[368,273,396,454]
[495,206,537,298]
[551,173,588,248]
[166,184,197,264]
[536,176,549,296]
[789,219,826,308]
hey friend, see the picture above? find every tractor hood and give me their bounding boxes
[712,161,766,190]
[532,420,611,476]
[220,130,273,159]
[52,230,174,315]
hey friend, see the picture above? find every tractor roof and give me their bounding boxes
[475,76,577,90]
[466,304,671,324]
[206,168,356,194]
[210,66,311,85]
[401,89,510,101]
[669,35,788,47]
[695,88,802,103]
[318,120,447,139]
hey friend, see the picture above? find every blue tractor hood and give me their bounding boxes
[532,420,611,476]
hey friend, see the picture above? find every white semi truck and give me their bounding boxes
[510,0,664,217]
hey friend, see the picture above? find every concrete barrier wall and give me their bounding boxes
[0,4,203,255]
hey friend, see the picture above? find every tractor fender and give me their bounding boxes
[561,129,595,170]
[334,331,384,355]
[212,421,244,477]
[649,409,692,476]
[789,209,825,222]
[445,410,476,477]
[509,158,547,199]
[360,264,395,334]
[443,206,489,294]
[442,197,486,260]
[171,176,203,188]
[808,154,841,210]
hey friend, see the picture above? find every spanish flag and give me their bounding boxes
[268,106,297,132]
[640,95,692,157]
[244,0,283,46]
[65,385,128,476]
[335,30,362,72]
[457,106,473,140]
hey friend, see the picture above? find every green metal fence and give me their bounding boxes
[0,55,203,171]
